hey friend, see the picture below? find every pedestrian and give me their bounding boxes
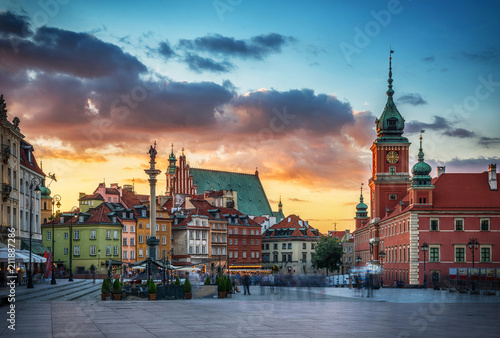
[242,274,251,295]
[269,273,275,294]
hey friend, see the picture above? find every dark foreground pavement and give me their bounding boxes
[1,285,499,337]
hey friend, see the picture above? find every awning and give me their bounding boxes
[20,239,50,256]
[0,248,46,263]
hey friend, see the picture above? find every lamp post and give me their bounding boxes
[27,178,41,288]
[51,194,61,285]
[468,238,479,291]
[68,207,78,282]
[420,242,429,288]
[98,250,101,277]
[379,251,386,286]
[356,256,361,266]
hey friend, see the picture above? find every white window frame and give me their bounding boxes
[454,245,466,263]
[455,218,464,231]
[480,218,490,231]
[74,246,80,256]
[480,245,492,262]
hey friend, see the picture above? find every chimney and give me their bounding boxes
[437,166,446,177]
[489,164,497,190]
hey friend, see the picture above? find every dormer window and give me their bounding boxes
[387,118,397,129]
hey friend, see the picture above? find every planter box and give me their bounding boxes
[193,285,218,299]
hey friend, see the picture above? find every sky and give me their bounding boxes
[1,0,499,233]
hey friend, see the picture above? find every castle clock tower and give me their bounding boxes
[369,52,411,220]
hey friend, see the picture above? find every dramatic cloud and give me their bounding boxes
[397,93,427,106]
[443,128,475,138]
[0,11,31,37]
[183,53,233,73]
[461,47,499,64]
[479,137,500,148]
[226,88,354,136]
[406,116,451,134]
[178,33,294,60]
[157,40,176,60]
[0,26,147,78]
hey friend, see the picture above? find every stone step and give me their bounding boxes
[25,281,99,302]
[16,280,88,302]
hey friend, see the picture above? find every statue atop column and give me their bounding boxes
[148,141,157,164]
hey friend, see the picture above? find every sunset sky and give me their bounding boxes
[1,1,499,233]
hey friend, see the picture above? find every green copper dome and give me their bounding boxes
[411,134,432,186]
[40,186,51,198]
[355,186,368,217]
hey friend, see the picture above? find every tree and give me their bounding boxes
[311,236,343,274]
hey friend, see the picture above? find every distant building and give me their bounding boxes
[261,215,320,275]
[164,147,284,230]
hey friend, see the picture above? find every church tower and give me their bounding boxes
[369,52,411,220]
[355,185,369,229]
[166,144,177,196]
[408,132,434,206]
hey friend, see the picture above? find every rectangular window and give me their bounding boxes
[282,254,286,262]
[130,238,135,246]
[131,225,134,233]
[481,219,490,231]
[64,232,68,240]
[90,230,96,239]
[481,247,491,262]
[302,252,307,262]
[106,246,111,255]
[430,219,439,231]
[455,247,465,262]
[256,239,259,245]
[251,239,254,245]
[139,249,143,258]
[229,251,233,258]
[212,234,215,242]
[123,225,127,232]
[90,245,96,255]
[242,239,246,245]
[123,238,127,246]
[229,239,233,245]
[273,253,278,262]
[288,243,292,249]
[303,243,306,249]
[234,239,237,245]
[74,230,80,240]
[189,246,193,254]
[74,246,80,256]
[162,224,166,231]
[202,231,207,239]
[146,223,150,229]
[311,243,315,250]
[430,247,440,262]
[130,250,135,259]
[64,248,68,255]
[123,251,128,259]
[389,167,396,175]
[162,236,166,245]
[212,247,215,255]
[243,251,246,258]
[228,229,232,235]
[282,243,286,249]
[455,219,464,231]
[202,246,206,254]
[243,230,246,235]
[196,246,200,254]
[47,231,51,241]
[106,230,111,239]
[139,235,143,243]
[113,246,118,256]
[139,223,143,229]
[113,230,118,239]
[251,230,254,235]
[251,251,255,258]
[234,252,238,258]
[274,243,278,250]
[196,230,200,239]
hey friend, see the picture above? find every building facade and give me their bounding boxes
[261,215,320,275]
[353,57,500,287]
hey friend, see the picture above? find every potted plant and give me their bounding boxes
[226,276,233,295]
[174,276,181,285]
[218,277,226,298]
[101,278,109,300]
[204,276,211,285]
[112,279,122,300]
[183,278,192,300]
[148,279,157,300]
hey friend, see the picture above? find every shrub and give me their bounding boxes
[148,279,157,294]
[226,276,232,292]
[183,278,191,293]
[175,276,181,286]
[101,279,109,294]
[204,276,211,285]
[218,277,225,293]
[215,275,220,285]
[112,279,122,294]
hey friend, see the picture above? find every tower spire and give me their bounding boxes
[387,48,395,100]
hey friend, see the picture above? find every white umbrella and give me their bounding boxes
[0,248,26,262]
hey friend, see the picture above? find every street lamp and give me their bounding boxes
[468,238,479,291]
[98,250,101,276]
[27,178,41,289]
[51,194,61,285]
[379,251,386,286]
[68,207,78,282]
[420,242,429,288]
[356,256,361,266]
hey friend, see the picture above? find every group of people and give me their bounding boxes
[353,272,376,297]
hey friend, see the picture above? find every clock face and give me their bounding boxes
[386,151,399,164]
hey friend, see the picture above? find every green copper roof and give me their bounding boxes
[375,53,407,141]
[40,186,51,198]
[355,186,368,217]
[190,168,275,217]
[411,134,432,186]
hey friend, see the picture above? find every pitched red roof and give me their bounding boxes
[85,203,117,224]
[79,193,104,201]
[19,140,45,176]
[266,214,319,238]
[106,188,120,195]
[252,216,268,224]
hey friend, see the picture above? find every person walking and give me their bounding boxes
[242,274,251,295]
[269,273,275,294]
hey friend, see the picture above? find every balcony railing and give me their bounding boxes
[2,183,12,200]
[1,144,10,163]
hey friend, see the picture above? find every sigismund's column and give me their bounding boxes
[145,142,161,265]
